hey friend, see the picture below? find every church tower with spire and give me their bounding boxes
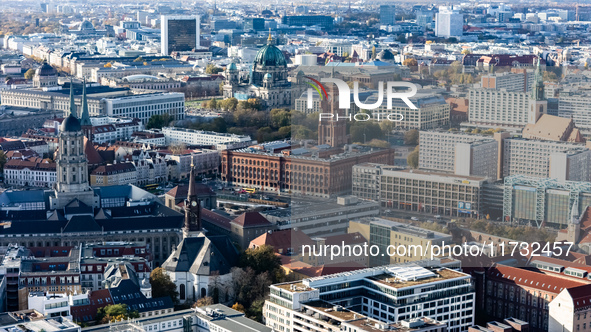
[79,79,93,142]
[528,57,547,125]
[183,164,202,238]
[50,80,98,210]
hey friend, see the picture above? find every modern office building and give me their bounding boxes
[435,6,463,38]
[162,127,253,150]
[348,217,452,266]
[380,5,396,25]
[264,261,474,332]
[419,131,498,179]
[352,165,487,218]
[366,90,450,130]
[502,175,591,227]
[160,15,200,56]
[244,17,265,31]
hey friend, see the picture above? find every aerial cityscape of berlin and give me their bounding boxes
[0,0,590,331]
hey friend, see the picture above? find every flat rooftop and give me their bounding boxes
[370,268,466,289]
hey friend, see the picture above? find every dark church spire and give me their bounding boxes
[183,163,201,237]
[80,79,92,127]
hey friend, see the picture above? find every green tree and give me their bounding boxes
[24,68,35,80]
[404,129,419,145]
[96,304,139,324]
[206,64,224,74]
[219,97,238,111]
[350,122,383,143]
[407,147,419,168]
[146,114,173,129]
[207,98,219,109]
[239,245,284,283]
[150,267,179,304]
[270,109,291,128]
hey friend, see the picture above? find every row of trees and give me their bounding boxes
[186,107,319,144]
[464,219,556,243]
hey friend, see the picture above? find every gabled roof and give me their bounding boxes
[162,234,238,275]
[231,211,272,228]
[487,264,586,295]
[63,215,102,233]
[249,229,313,253]
[84,136,105,165]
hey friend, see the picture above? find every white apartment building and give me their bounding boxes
[27,292,89,320]
[264,263,474,332]
[4,159,57,188]
[166,149,220,179]
[419,130,496,172]
[503,138,591,181]
[481,71,533,92]
[162,127,253,150]
[468,89,531,127]
[366,92,450,130]
[419,131,497,176]
[558,94,591,133]
[454,140,498,179]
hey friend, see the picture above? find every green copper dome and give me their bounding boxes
[254,43,287,68]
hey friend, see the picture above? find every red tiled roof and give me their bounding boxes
[488,264,587,295]
[231,211,272,228]
[567,284,591,309]
[201,208,232,231]
[250,229,314,253]
[291,261,367,278]
[84,136,105,165]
